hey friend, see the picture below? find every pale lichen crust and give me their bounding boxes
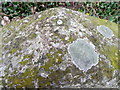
[68,38,99,72]
[97,25,114,38]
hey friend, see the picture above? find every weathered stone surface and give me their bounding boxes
[0,7,119,88]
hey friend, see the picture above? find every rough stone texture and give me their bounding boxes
[0,7,119,88]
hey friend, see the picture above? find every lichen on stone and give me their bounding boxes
[1,7,119,88]
[97,25,114,38]
[68,38,99,72]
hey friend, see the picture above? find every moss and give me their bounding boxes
[14,79,21,84]
[10,77,33,88]
[3,32,16,43]
[68,36,75,43]
[2,8,56,35]
[19,20,35,31]
[18,12,53,32]
[23,54,33,59]
[88,31,118,70]
[37,65,70,88]
[38,76,51,88]
[103,68,113,79]
[28,33,37,39]
[37,15,47,21]
[5,67,38,88]
[11,48,17,54]
[98,45,119,70]
[41,49,64,71]
[22,68,33,77]
[21,77,33,87]
[47,69,70,87]
[88,35,101,49]
[82,21,93,29]
[91,72,103,81]
[103,45,119,70]
[98,60,113,80]
[19,60,28,66]
[3,21,20,32]
[66,10,72,14]
[53,33,67,43]
[41,60,55,71]
[64,25,69,30]
[61,38,65,41]
[36,10,56,23]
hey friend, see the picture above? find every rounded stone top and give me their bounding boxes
[1,7,119,88]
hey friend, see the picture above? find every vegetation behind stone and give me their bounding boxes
[1,2,119,24]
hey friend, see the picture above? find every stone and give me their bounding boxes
[0,7,119,88]
[1,16,10,26]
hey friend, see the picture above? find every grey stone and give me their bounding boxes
[1,7,119,88]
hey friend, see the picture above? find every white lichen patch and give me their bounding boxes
[65,36,69,40]
[68,39,99,72]
[36,25,39,30]
[38,15,41,18]
[0,65,6,77]
[57,19,63,25]
[23,20,29,23]
[40,73,48,78]
[97,25,114,38]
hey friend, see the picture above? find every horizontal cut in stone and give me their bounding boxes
[68,39,99,72]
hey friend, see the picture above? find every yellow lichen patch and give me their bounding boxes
[91,72,103,81]
[14,79,21,84]
[68,37,75,43]
[22,68,33,77]
[28,33,37,39]
[21,77,33,87]
[37,15,47,21]
[98,60,113,79]
[11,48,17,54]
[12,78,33,88]
[48,69,70,86]
[2,21,20,32]
[19,19,35,31]
[87,16,118,38]
[7,68,38,88]
[38,76,51,88]
[23,54,33,59]
[88,35,101,48]
[24,68,37,77]
[41,59,55,71]
[66,10,72,14]
[3,32,16,43]
[104,45,118,69]
[41,49,63,71]
[36,10,56,23]
[103,67,113,79]
[86,13,90,15]
[19,60,28,66]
